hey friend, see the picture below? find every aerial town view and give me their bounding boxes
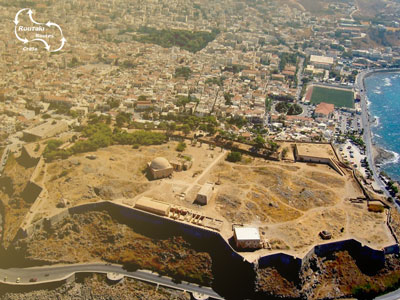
[1,0,400,299]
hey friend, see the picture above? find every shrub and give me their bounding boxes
[176,142,186,152]
[368,204,384,213]
[226,151,242,162]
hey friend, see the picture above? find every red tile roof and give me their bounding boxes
[315,102,334,116]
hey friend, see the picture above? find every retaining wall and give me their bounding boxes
[29,157,45,184]
[18,201,400,282]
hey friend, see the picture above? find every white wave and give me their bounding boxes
[371,116,380,127]
[373,132,382,138]
[380,150,400,166]
[374,90,382,94]
[384,78,392,87]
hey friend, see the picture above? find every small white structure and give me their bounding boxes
[233,227,261,249]
[106,272,124,283]
[195,182,214,205]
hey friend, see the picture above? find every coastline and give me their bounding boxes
[356,68,398,199]
[373,144,397,166]
[361,68,400,182]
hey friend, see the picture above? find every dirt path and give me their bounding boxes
[184,150,226,194]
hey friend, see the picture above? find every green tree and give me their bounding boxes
[287,104,303,115]
[268,140,279,152]
[174,67,192,80]
[176,142,186,152]
[282,147,289,159]
[107,98,120,109]
[226,151,242,162]
[224,93,233,105]
[254,135,265,148]
[181,124,191,135]
[275,102,290,113]
[116,112,131,127]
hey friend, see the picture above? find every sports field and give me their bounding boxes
[310,86,354,108]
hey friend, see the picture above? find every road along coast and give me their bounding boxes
[356,68,400,198]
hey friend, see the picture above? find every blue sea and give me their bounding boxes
[365,72,400,181]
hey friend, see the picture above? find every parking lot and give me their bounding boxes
[339,140,367,177]
[336,112,362,135]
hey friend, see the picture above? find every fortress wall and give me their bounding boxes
[313,239,361,257]
[384,244,400,254]
[30,157,45,184]
[258,253,302,279]
[302,246,316,264]
[47,209,70,227]
[17,201,400,280]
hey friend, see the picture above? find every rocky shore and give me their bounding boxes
[373,145,396,166]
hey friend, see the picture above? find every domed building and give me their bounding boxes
[147,157,173,179]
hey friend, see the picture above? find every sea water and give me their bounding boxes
[365,72,400,181]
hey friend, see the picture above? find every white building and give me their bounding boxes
[195,182,214,205]
[233,227,261,249]
[310,55,334,70]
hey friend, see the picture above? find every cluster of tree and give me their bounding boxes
[43,122,167,162]
[260,57,270,66]
[133,26,219,53]
[176,142,187,152]
[176,95,198,107]
[265,97,272,112]
[253,135,265,148]
[48,102,78,118]
[279,52,298,71]
[368,27,393,47]
[159,114,217,134]
[205,76,225,87]
[330,43,345,52]
[224,93,233,105]
[226,151,242,162]
[275,102,303,115]
[226,116,248,129]
[87,114,112,125]
[222,64,245,74]
[346,134,365,148]
[329,69,341,81]
[268,94,294,102]
[43,139,65,161]
[115,112,131,127]
[107,98,120,109]
[174,67,192,80]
